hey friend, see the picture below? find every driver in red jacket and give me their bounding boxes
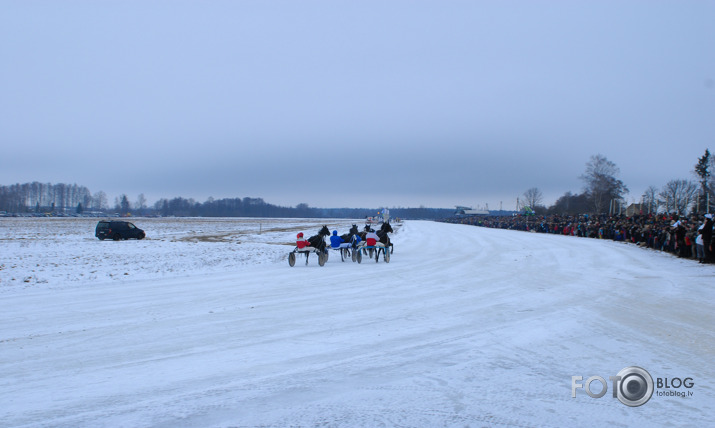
[296,232,309,249]
[365,230,379,247]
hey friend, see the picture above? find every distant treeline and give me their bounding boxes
[0,182,454,220]
[154,196,454,219]
[0,182,93,213]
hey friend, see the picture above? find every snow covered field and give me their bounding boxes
[0,217,370,287]
[1,217,713,427]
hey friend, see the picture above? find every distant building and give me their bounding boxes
[626,203,645,216]
[381,208,390,223]
[454,206,490,216]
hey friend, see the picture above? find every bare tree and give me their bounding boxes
[659,179,698,215]
[83,193,93,211]
[136,194,147,214]
[642,186,659,214]
[580,154,628,213]
[93,191,107,210]
[522,187,543,209]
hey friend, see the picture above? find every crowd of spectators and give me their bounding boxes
[442,211,715,263]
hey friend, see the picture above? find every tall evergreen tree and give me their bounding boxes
[119,194,131,215]
[694,149,711,213]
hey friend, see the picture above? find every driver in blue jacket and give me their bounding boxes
[330,230,343,248]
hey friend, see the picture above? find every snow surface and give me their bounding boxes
[1,218,714,427]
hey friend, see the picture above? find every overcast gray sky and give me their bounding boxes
[2,1,714,209]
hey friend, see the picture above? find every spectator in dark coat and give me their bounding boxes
[674,220,688,257]
[702,214,714,263]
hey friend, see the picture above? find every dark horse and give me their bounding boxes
[307,225,330,252]
[300,225,330,265]
[376,222,394,255]
[335,224,360,259]
[340,224,360,244]
[359,222,394,260]
[358,224,375,242]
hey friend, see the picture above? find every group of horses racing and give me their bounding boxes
[288,222,394,266]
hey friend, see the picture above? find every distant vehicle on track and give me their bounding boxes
[95,220,146,241]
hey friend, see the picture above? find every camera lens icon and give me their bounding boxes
[615,366,654,407]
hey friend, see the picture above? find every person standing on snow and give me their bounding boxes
[702,214,713,263]
[674,220,688,258]
[696,223,705,263]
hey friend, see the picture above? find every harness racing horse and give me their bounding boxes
[307,225,330,253]
[340,224,360,245]
[288,225,331,267]
[340,224,360,256]
[375,221,394,258]
[357,222,393,261]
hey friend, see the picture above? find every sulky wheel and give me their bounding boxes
[356,249,362,263]
[352,249,357,262]
[318,252,326,266]
[385,248,390,263]
[288,252,296,267]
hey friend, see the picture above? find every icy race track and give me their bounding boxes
[1,217,714,427]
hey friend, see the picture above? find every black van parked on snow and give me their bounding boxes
[95,220,146,240]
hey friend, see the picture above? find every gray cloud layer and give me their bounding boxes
[2,1,714,208]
